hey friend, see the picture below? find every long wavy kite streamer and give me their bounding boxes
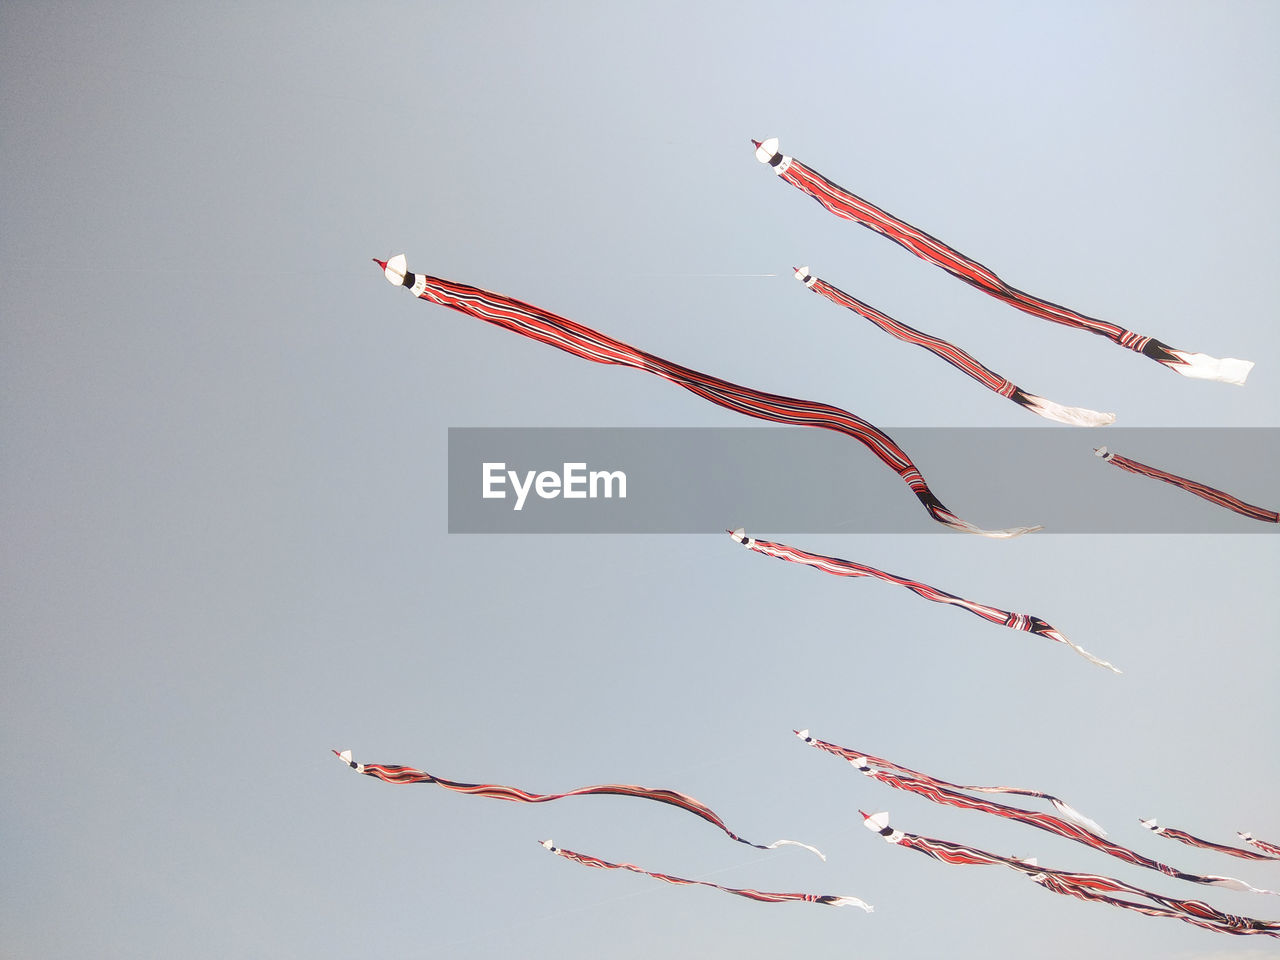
[863,812,1280,938]
[753,138,1253,385]
[1094,447,1278,524]
[373,255,1038,538]
[1141,819,1280,862]
[793,267,1115,426]
[538,840,871,911]
[334,750,822,859]
[1240,834,1280,858]
[730,529,1119,672]
[794,730,1106,836]
[796,731,1278,896]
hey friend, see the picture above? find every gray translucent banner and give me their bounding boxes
[447,428,1279,534]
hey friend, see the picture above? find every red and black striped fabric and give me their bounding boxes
[1241,834,1280,857]
[732,530,1117,671]
[797,731,1104,834]
[799,734,1275,896]
[754,140,1251,383]
[864,812,1280,938]
[1030,872,1279,939]
[1095,447,1278,524]
[373,259,1036,539]
[797,268,1114,426]
[539,840,870,910]
[1143,819,1280,861]
[334,750,819,857]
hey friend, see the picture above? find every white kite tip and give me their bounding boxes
[1093,446,1110,459]
[793,265,817,288]
[754,137,780,163]
[794,728,811,742]
[334,749,353,764]
[384,253,408,285]
[862,811,890,833]
[729,527,746,542]
[1139,818,1160,832]
[539,839,556,851]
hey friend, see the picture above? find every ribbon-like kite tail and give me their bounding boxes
[1142,819,1280,862]
[795,733,1278,895]
[863,812,1280,938]
[793,267,1115,427]
[754,139,1253,385]
[731,530,1119,672]
[1240,834,1280,858]
[538,840,871,911]
[1094,447,1278,524]
[333,750,823,859]
[373,256,1038,539]
[794,730,1107,836]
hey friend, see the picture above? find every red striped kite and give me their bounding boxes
[1094,446,1278,524]
[730,529,1118,672]
[797,732,1277,896]
[1241,834,1280,858]
[865,812,1280,938]
[374,256,1038,538]
[754,138,1253,385]
[794,266,1114,426]
[539,840,871,910]
[334,749,822,858]
[1140,819,1280,862]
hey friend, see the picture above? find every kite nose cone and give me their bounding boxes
[751,138,762,148]
[753,137,780,163]
[373,257,387,269]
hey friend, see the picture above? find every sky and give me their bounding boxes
[2,2,1278,958]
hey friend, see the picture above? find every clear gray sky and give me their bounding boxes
[3,3,1278,958]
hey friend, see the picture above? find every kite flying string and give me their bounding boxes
[630,272,779,278]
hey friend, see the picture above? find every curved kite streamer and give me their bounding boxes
[1094,447,1278,524]
[1141,819,1280,861]
[373,255,1038,538]
[794,730,1106,836]
[795,733,1277,896]
[863,812,1280,938]
[793,267,1115,426]
[538,840,871,911]
[753,138,1253,385]
[334,750,823,859]
[731,529,1119,672]
[1240,834,1280,858]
